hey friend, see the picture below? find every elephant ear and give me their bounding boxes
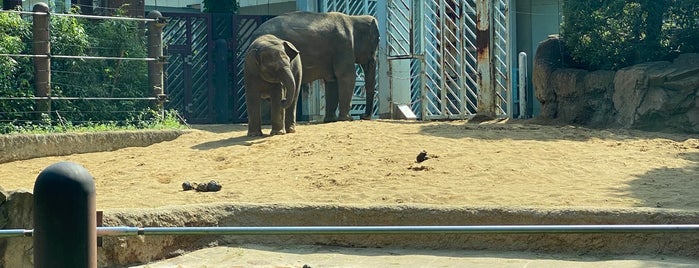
[283,41,299,60]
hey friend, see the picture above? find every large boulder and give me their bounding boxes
[533,36,616,126]
[533,36,698,133]
[613,54,699,133]
[532,36,566,119]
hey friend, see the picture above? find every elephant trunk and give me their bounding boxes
[279,67,297,109]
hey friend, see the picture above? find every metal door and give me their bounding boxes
[162,13,215,124]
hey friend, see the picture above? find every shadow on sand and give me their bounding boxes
[627,151,699,210]
[417,118,697,142]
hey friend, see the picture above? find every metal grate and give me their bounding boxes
[162,13,214,124]
[415,0,479,120]
[493,0,510,117]
[386,0,411,57]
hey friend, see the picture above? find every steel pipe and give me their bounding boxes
[0,229,32,238]
[2,225,699,239]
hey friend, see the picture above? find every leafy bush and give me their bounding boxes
[50,8,150,123]
[0,109,185,134]
[0,12,33,120]
[0,7,157,129]
[561,0,699,70]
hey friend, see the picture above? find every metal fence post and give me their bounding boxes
[475,0,496,119]
[147,10,166,111]
[33,3,51,118]
[33,162,97,268]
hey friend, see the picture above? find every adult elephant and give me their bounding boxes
[251,11,379,122]
[244,34,302,136]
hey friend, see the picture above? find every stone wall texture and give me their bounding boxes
[533,36,699,133]
[0,130,187,164]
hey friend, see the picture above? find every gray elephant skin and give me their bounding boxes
[244,34,303,136]
[251,11,379,122]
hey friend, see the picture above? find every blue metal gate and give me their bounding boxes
[162,13,215,124]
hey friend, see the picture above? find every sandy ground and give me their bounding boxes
[129,244,699,268]
[1,119,698,211]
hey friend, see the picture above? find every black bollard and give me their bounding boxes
[33,161,97,268]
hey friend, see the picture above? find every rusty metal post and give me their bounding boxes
[147,10,166,110]
[33,162,97,268]
[475,0,496,119]
[33,3,51,117]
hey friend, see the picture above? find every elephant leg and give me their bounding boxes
[245,89,263,137]
[269,86,286,135]
[336,75,356,121]
[285,100,298,133]
[324,80,339,122]
[361,60,376,120]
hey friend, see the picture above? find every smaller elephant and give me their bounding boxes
[244,34,302,136]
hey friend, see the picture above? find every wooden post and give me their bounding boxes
[147,10,166,111]
[475,0,496,120]
[33,3,51,117]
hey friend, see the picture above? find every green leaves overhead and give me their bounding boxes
[561,0,699,70]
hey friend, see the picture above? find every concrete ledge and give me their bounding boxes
[97,203,699,267]
[0,130,189,164]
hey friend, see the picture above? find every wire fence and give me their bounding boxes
[0,7,170,130]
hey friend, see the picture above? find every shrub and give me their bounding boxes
[0,12,33,121]
[0,7,153,127]
[561,0,699,70]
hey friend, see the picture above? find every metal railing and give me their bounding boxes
[3,224,699,239]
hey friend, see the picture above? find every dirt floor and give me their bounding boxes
[1,119,698,211]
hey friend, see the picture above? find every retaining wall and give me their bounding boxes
[101,203,699,266]
[0,130,188,164]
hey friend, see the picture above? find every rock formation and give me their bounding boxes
[533,36,698,133]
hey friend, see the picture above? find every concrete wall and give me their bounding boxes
[5,199,699,267]
[76,204,699,267]
[0,130,187,164]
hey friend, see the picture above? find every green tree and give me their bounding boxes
[561,0,697,70]
[0,12,33,121]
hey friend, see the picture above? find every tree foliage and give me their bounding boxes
[561,0,699,70]
[0,12,32,120]
[0,8,152,125]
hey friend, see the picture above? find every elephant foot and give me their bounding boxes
[285,125,296,133]
[360,113,372,120]
[336,114,353,121]
[269,129,286,136]
[324,115,338,123]
[247,130,264,137]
